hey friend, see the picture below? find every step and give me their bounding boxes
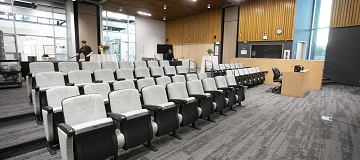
[0,103,34,122]
[322,80,337,84]
[322,77,331,81]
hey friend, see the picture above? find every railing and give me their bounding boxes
[188,60,198,73]
[205,60,213,77]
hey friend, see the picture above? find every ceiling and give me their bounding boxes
[101,0,255,22]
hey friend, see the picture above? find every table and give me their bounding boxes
[200,56,218,73]
[90,54,118,64]
[281,69,310,97]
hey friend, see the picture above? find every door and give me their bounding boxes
[296,41,307,60]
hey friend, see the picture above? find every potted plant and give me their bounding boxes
[99,44,110,54]
[207,49,213,56]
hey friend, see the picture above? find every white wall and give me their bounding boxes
[135,16,165,61]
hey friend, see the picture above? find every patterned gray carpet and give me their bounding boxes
[4,84,360,160]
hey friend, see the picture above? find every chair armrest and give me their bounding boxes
[28,73,32,77]
[228,85,243,88]
[142,105,163,112]
[94,80,103,83]
[76,84,85,88]
[152,75,161,78]
[218,87,233,91]
[107,81,114,85]
[66,83,74,86]
[166,74,175,77]
[116,78,125,81]
[34,86,40,91]
[58,123,75,137]
[107,113,127,122]
[168,99,187,105]
[178,73,186,75]
[42,106,53,113]
[136,77,145,80]
[204,90,222,95]
[189,94,207,99]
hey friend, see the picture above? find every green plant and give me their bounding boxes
[207,49,213,56]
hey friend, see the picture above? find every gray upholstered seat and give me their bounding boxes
[135,68,152,79]
[202,78,227,114]
[94,69,116,83]
[101,61,118,70]
[134,61,147,68]
[164,66,177,76]
[234,63,241,69]
[119,61,134,70]
[68,70,93,86]
[137,78,155,92]
[57,94,124,160]
[115,68,136,81]
[219,64,226,70]
[150,67,165,78]
[224,64,231,70]
[171,75,186,83]
[147,61,159,68]
[155,76,171,86]
[226,75,246,105]
[176,66,187,75]
[159,60,170,67]
[41,86,79,154]
[58,62,79,75]
[197,73,208,80]
[81,62,101,72]
[113,80,136,90]
[185,74,198,81]
[215,76,237,109]
[230,63,236,69]
[83,83,111,102]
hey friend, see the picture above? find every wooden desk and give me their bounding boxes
[281,69,310,97]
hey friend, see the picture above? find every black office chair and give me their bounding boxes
[272,67,282,93]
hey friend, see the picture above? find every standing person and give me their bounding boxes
[69,40,93,61]
[166,49,174,61]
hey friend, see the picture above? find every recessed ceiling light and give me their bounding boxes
[138,11,151,16]
[208,4,210,8]
[164,5,166,9]
[119,6,122,11]
[163,16,166,20]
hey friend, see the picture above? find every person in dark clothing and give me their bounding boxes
[166,49,174,61]
[69,40,93,61]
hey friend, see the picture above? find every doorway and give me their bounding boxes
[296,41,307,60]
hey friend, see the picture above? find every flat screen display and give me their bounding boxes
[251,45,283,59]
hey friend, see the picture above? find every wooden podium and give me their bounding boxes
[281,70,310,97]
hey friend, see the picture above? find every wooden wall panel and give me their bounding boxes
[238,0,296,42]
[78,3,98,55]
[173,43,213,67]
[330,0,360,28]
[165,8,222,44]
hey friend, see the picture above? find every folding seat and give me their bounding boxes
[238,69,252,87]
[226,69,241,84]
[137,78,156,92]
[142,85,182,139]
[159,60,170,67]
[212,64,223,76]
[134,61,147,68]
[135,68,152,79]
[167,82,201,129]
[57,94,124,160]
[147,60,159,68]
[187,80,216,122]
[256,67,266,82]
[94,69,117,83]
[246,68,257,85]
[171,75,186,83]
[249,68,259,85]
[219,64,227,71]
[155,76,172,86]
[243,68,254,86]
[230,63,236,70]
[108,89,157,151]
[150,67,165,78]
[101,61,118,70]
[83,83,111,112]
[239,63,244,69]
[119,61,134,70]
[41,86,79,154]
[176,66,187,75]
[205,65,212,72]
[197,73,208,80]
[27,62,55,105]
[225,75,246,106]
[164,66,177,77]
[58,62,79,75]
[185,74,198,81]
[234,63,241,69]
[81,61,101,72]
[215,76,237,111]
[202,78,228,115]
[224,64,231,70]
[115,68,136,82]
[68,70,96,95]
[251,67,261,85]
[113,80,136,90]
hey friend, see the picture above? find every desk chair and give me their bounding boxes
[272,67,282,93]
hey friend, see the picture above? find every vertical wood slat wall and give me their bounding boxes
[78,3,98,55]
[238,0,296,42]
[330,0,360,28]
[165,8,222,44]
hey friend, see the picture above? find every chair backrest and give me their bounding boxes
[83,83,111,101]
[150,67,165,77]
[62,94,107,127]
[30,62,55,75]
[81,62,101,72]
[68,70,92,85]
[119,61,134,70]
[94,69,115,82]
[101,61,118,70]
[186,74,198,81]
[134,68,151,78]
[155,76,171,86]
[109,89,142,114]
[46,86,80,108]
[226,70,234,76]
[252,68,258,73]
[272,67,281,80]
[176,66,187,75]
[224,64,230,69]
[58,62,79,73]
[248,68,254,74]
[164,66,177,76]
[113,80,136,90]
[142,85,168,105]
[239,63,244,68]
[230,63,236,69]
[197,73,207,80]
[219,64,226,70]
[35,72,64,88]
[238,69,245,76]
[225,75,237,86]
[146,61,159,68]
[213,64,220,70]
[134,61,147,68]
[137,78,155,91]
[171,75,186,83]
[115,68,135,80]
[243,68,250,74]
[202,78,218,91]
[159,60,170,67]
[167,82,189,99]
[215,76,229,88]
[256,67,261,72]
[234,63,240,69]
[186,80,205,95]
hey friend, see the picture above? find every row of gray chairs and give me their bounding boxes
[225,67,267,87]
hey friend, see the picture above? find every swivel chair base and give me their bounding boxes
[272,86,281,93]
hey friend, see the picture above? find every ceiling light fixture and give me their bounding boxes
[208,4,210,8]
[163,16,166,20]
[119,6,122,11]
[138,11,151,16]
[164,5,166,9]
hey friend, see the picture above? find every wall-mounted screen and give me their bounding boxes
[251,45,283,59]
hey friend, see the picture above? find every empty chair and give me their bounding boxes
[113,80,136,90]
[134,61,147,68]
[41,86,80,154]
[212,64,223,75]
[225,75,245,106]
[239,63,244,68]
[219,64,227,71]
[164,66,177,77]
[155,76,172,86]
[137,78,156,91]
[224,64,231,70]
[115,68,136,81]
[159,60,170,67]
[205,65,212,72]
[215,76,237,111]
[255,67,265,83]
[234,63,241,69]
[197,73,208,80]
[57,94,124,160]
[119,61,134,70]
[142,85,182,139]
[58,62,79,75]
[147,61,159,68]
[226,69,241,84]
[238,69,252,87]
[150,67,165,78]
[101,61,118,70]
[171,75,186,83]
[176,66,187,75]
[186,74,198,81]
[187,80,216,122]
[84,83,111,102]
[252,68,261,85]
[108,89,157,151]
[272,67,282,93]
[230,63,236,69]
[27,62,55,104]
[202,78,227,115]
[94,69,116,83]
[68,70,93,86]
[81,61,101,72]
[243,68,254,86]
[135,68,152,79]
